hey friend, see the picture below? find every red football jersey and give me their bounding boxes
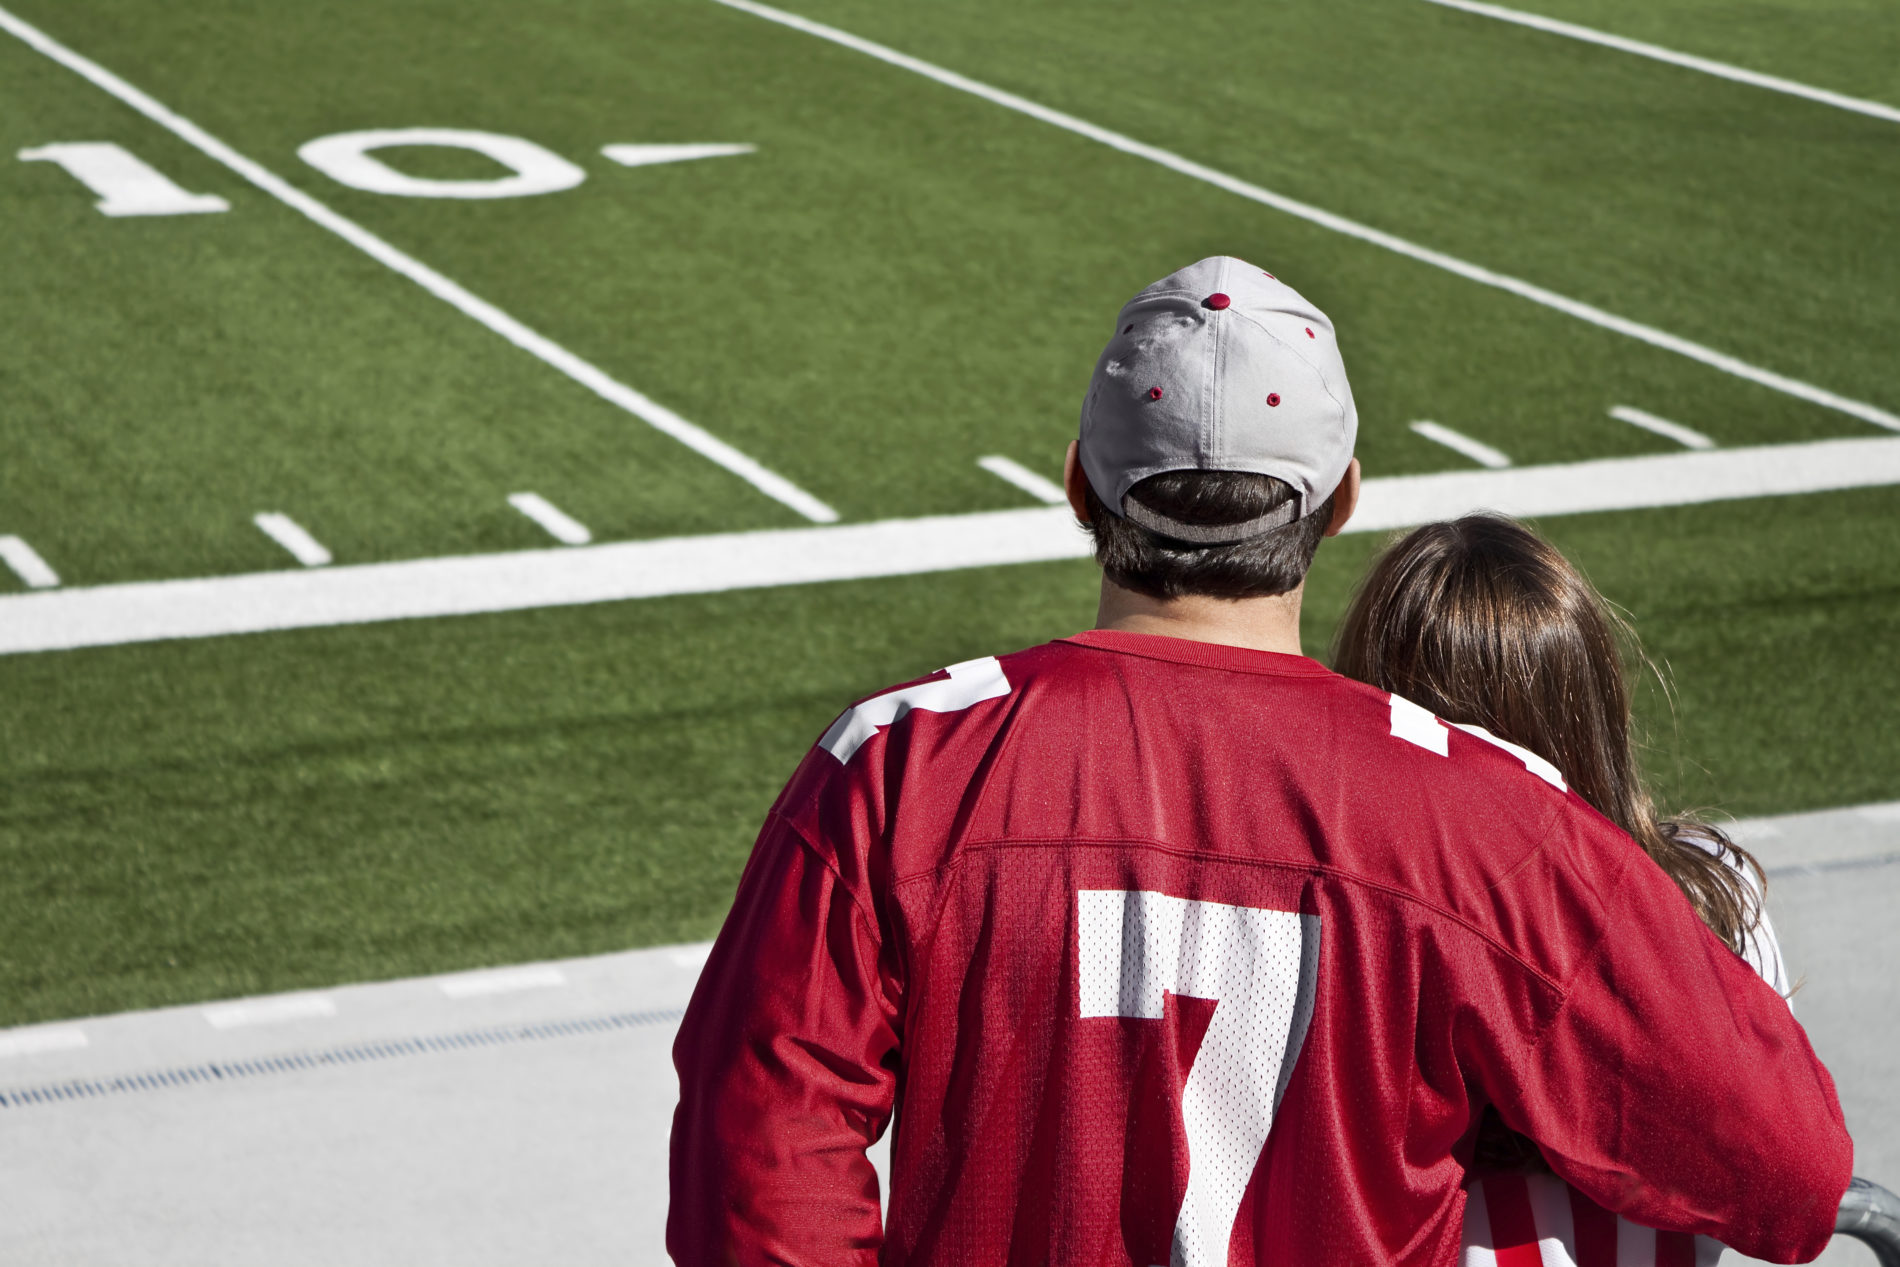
[668,631,1850,1266]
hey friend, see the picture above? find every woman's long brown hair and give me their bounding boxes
[1331,514,1764,956]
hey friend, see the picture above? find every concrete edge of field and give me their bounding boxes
[1,798,1892,1088]
[0,800,1893,1267]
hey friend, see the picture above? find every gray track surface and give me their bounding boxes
[1,803,1894,1266]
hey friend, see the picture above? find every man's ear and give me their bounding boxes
[1323,458,1361,538]
[1063,440,1092,522]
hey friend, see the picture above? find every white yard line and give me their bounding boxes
[1409,421,1512,469]
[0,535,60,588]
[1611,405,1714,450]
[978,455,1067,504]
[0,6,837,526]
[708,0,1900,434]
[1419,0,1900,127]
[5,435,1900,656]
[253,513,333,566]
[507,493,593,545]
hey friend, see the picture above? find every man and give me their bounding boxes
[668,257,1850,1265]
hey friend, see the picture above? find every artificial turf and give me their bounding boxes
[0,0,1895,1023]
[3,486,1898,1025]
[3,0,1895,586]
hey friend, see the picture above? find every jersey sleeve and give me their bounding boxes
[1478,829,1851,1264]
[666,805,899,1267]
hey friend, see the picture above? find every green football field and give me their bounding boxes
[1,0,1896,1026]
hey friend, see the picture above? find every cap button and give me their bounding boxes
[1202,293,1231,311]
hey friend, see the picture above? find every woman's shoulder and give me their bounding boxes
[1664,819,1763,889]
[1664,818,1790,998]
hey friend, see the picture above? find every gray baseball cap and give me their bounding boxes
[1078,256,1358,544]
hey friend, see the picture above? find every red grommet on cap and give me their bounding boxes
[1203,293,1230,311]
[1123,324,1134,334]
[1262,271,1276,280]
[1305,327,1315,339]
[1148,386,1164,400]
[1267,393,1282,407]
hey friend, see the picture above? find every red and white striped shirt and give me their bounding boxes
[1464,1173,1721,1267]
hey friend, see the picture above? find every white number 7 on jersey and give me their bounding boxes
[1079,891,1321,1267]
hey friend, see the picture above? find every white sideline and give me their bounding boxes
[0,5,838,526]
[708,0,1900,434]
[5,435,1900,656]
[1419,0,1900,127]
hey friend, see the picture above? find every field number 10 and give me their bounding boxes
[17,129,753,216]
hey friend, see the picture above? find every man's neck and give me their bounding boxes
[1093,579,1307,657]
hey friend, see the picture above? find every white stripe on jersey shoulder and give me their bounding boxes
[818,656,1012,764]
[1389,694,1450,755]
[1387,693,1566,791]
[1451,722,1566,791]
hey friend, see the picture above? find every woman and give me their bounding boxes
[1332,514,1785,1266]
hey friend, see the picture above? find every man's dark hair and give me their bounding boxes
[1082,470,1335,600]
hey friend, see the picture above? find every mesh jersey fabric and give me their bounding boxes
[668,630,1850,1267]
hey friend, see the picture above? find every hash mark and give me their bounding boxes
[1610,405,1715,450]
[1409,421,1512,469]
[977,456,1066,505]
[0,535,59,588]
[253,513,332,566]
[508,492,593,545]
